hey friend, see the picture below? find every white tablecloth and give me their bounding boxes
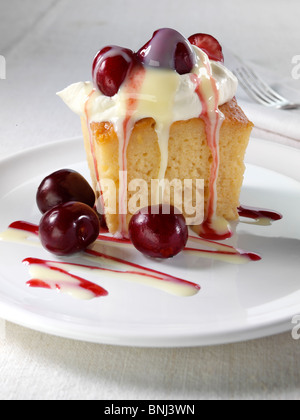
[0,0,300,400]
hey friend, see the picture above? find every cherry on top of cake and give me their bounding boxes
[92,28,224,98]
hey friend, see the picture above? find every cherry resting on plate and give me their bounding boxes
[137,28,196,75]
[37,169,96,214]
[188,33,224,63]
[39,202,100,256]
[92,45,135,97]
[129,204,188,259]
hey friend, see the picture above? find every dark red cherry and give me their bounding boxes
[188,33,224,63]
[39,202,100,256]
[37,169,95,214]
[129,204,188,259]
[137,28,196,75]
[92,45,135,96]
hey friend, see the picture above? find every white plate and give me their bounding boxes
[0,137,299,348]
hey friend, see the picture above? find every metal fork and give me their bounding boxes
[233,65,300,110]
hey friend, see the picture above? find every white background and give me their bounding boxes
[0,0,300,400]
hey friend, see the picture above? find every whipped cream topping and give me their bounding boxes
[57,46,237,124]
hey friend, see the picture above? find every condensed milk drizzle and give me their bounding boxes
[0,209,282,301]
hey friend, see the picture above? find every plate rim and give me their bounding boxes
[0,136,82,165]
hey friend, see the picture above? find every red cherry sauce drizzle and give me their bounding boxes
[186,235,261,262]
[5,204,283,299]
[238,205,283,222]
[23,258,108,298]
[92,233,261,262]
[7,221,200,298]
[87,59,146,238]
[191,66,230,241]
[7,219,263,265]
[9,221,39,235]
[85,248,200,290]
[197,221,232,241]
[7,221,258,266]
[118,63,146,237]
[84,89,99,182]
[186,247,261,262]
[84,89,106,213]
[98,234,131,244]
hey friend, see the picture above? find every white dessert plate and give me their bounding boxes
[0,137,299,347]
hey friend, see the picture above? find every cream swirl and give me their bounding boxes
[57,46,237,124]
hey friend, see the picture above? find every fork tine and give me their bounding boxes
[234,68,276,106]
[234,64,300,109]
[241,65,287,103]
[236,67,280,106]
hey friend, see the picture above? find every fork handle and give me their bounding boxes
[280,103,300,110]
